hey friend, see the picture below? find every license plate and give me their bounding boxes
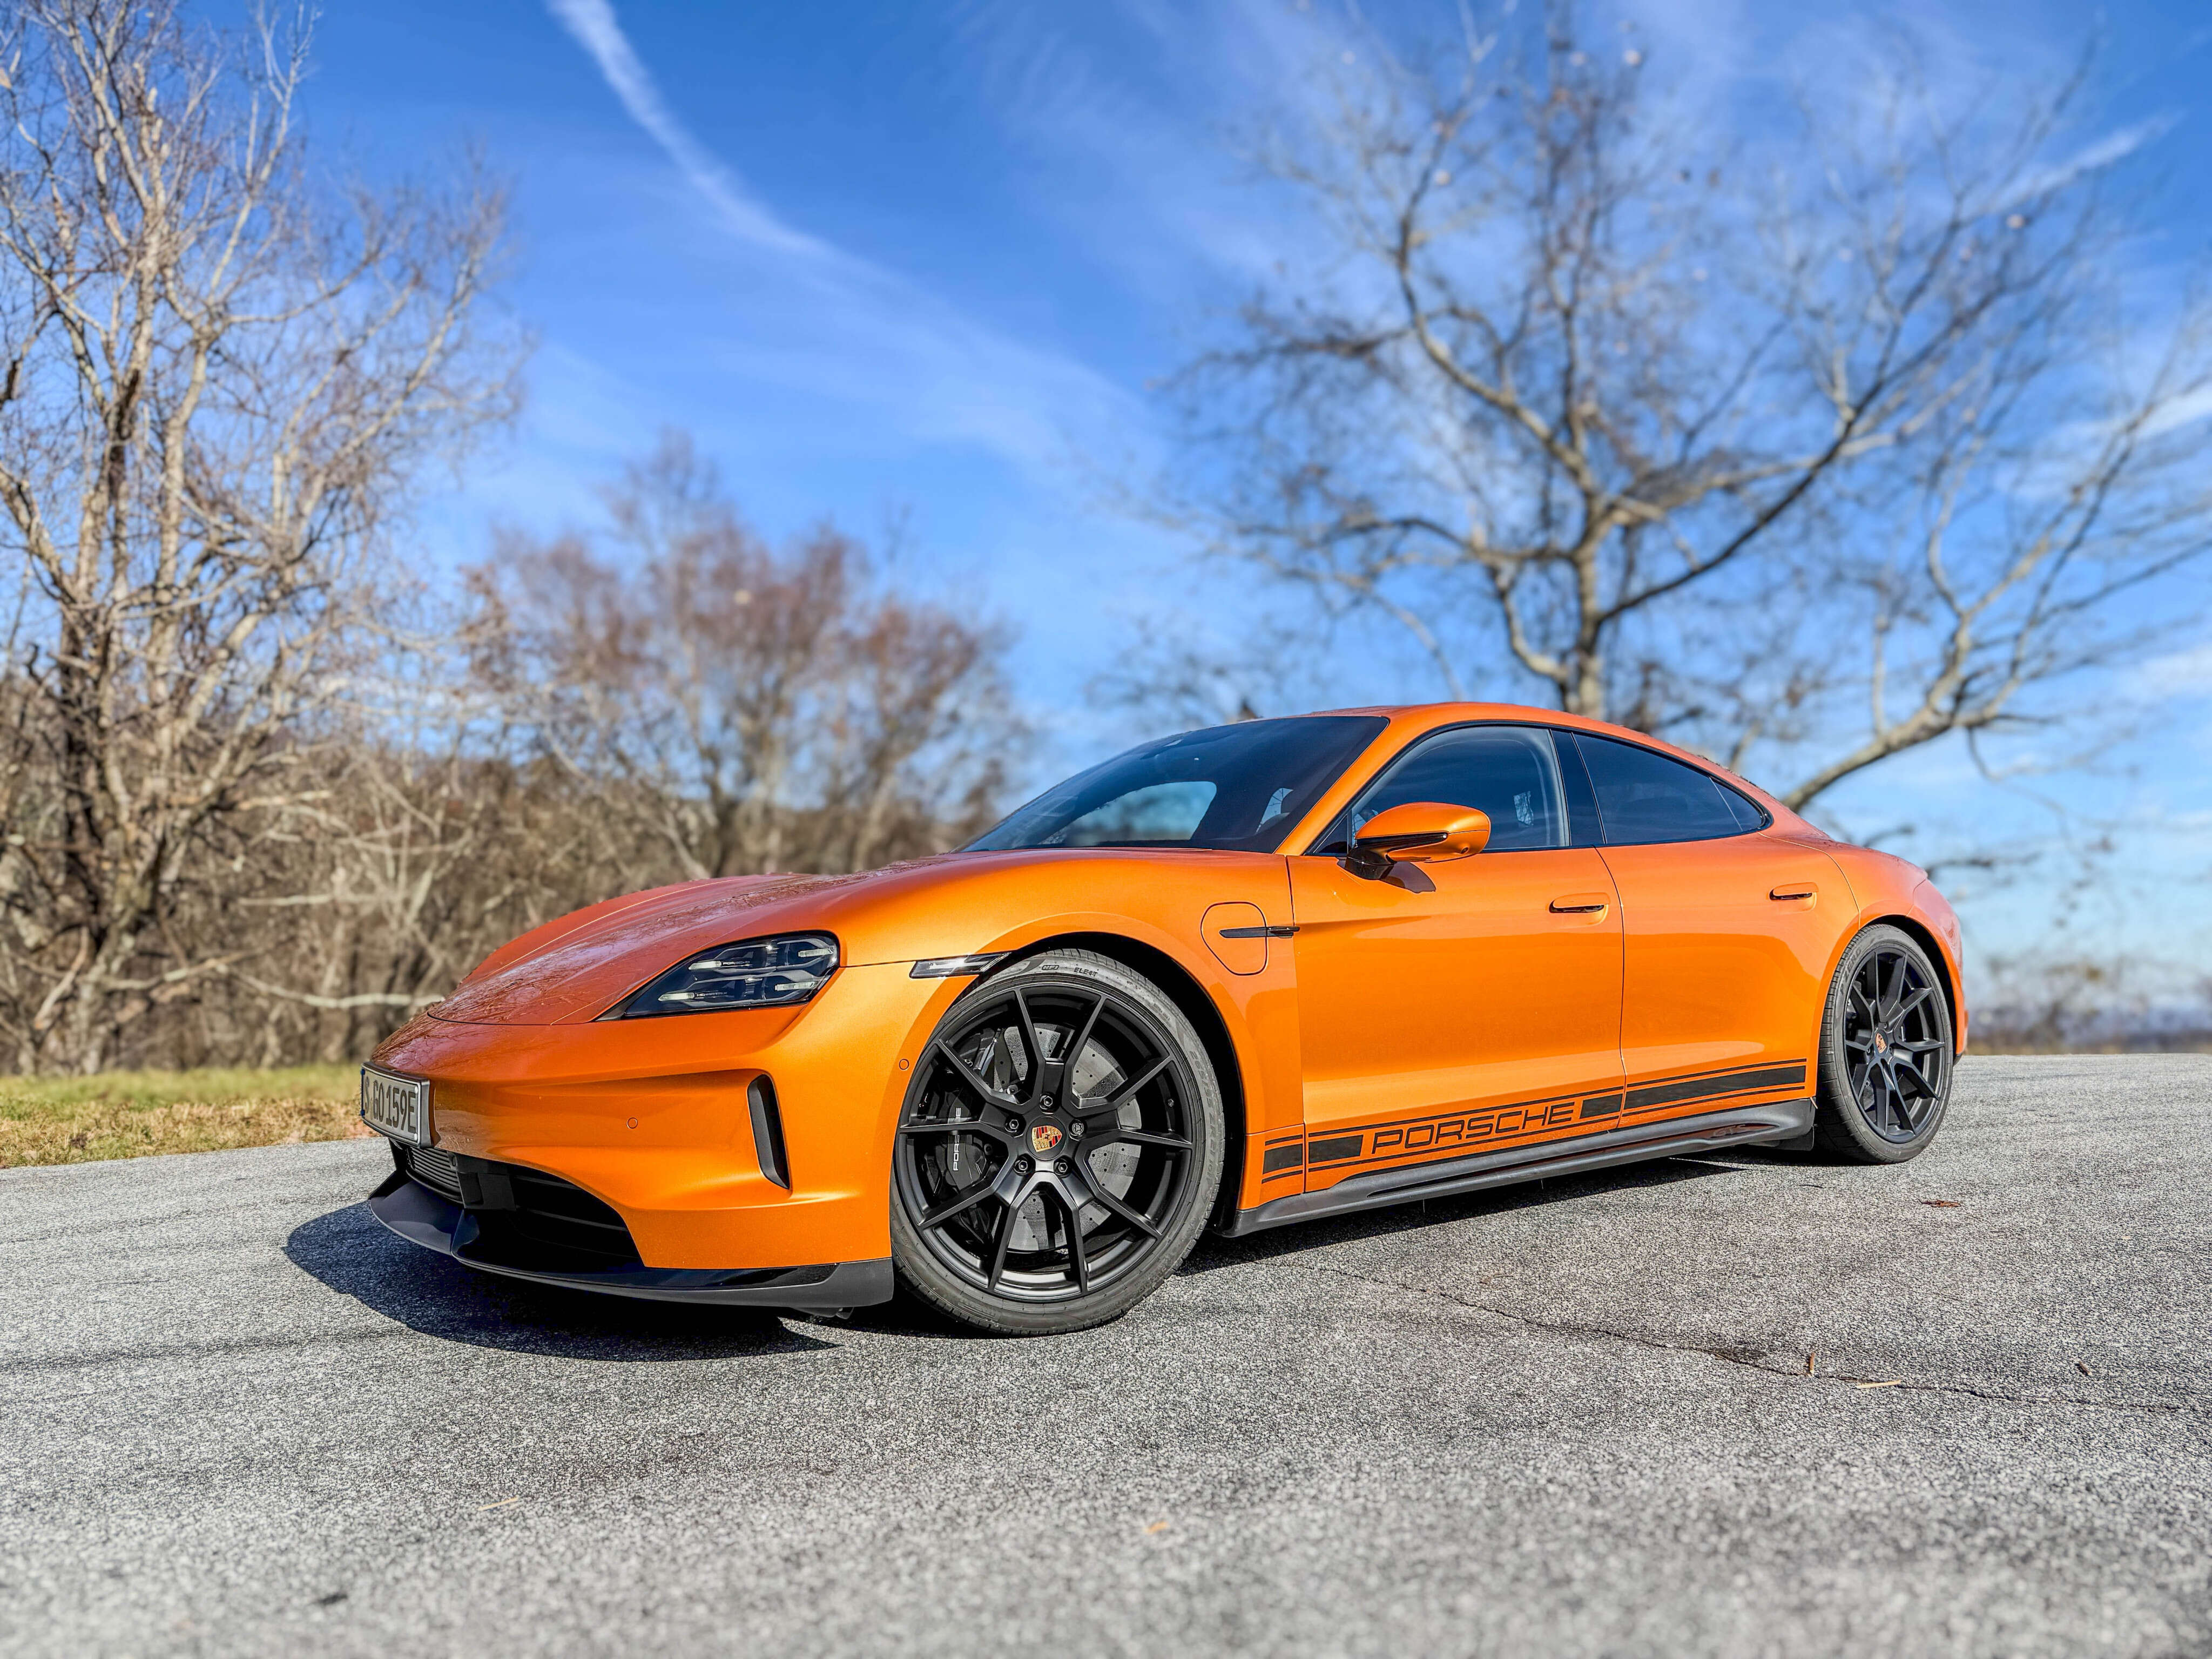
[360,1066,432,1146]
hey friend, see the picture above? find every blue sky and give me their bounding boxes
[291,0,2212,993]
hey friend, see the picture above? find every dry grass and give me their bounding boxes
[5,1042,2201,1173]
[0,1064,368,1169]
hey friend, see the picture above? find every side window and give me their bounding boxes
[1332,725,1569,852]
[1570,733,1764,845]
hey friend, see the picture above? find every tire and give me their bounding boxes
[889,949,1224,1336]
[1812,924,1955,1164]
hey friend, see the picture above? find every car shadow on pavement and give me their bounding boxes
[835,1166,1756,1342]
[1178,1154,1744,1277]
[284,1204,838,1360]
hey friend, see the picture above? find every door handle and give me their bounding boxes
[1770,884,1818,902]
[1549,893,1610,915]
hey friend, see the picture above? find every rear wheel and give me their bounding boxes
[889,949,1223,1336]
[1813,924,1954,1163]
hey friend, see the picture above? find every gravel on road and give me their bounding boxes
[2,1054,2207,1657]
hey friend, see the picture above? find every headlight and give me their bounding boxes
[609,932,839,1018]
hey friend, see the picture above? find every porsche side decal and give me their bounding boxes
[1300,1062,1810,1179]
[1304,1095,1582,1172]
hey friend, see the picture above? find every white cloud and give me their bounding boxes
[541,0,1147,480]
[2139,381,2212,442]
[942,0,1360,299]
[2130,642,2212,700]
[2004,113,2183,208]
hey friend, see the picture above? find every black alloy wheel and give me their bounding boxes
[889,949,1222,1335]
[1813,923,1954,1163]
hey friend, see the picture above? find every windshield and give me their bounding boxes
[965,716,1389,854]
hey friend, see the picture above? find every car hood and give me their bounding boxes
[428,862,949,1026]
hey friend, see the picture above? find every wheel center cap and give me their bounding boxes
[1029,1122,1064,1155]
[1873,1030,1890,1054]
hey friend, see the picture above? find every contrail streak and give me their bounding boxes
[545,0,830,259]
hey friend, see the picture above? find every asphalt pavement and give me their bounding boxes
[2,1055,2207,1657]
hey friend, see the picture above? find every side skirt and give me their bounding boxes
[1219,1098,1814,1238]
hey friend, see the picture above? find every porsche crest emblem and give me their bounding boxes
[1029,1122,1064,1155]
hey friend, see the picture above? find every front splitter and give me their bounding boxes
[366,1171,893,1311]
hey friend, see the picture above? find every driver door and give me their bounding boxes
[1287,724,1626,1189]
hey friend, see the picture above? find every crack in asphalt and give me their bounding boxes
[0,1323,407,1379]
[1287,1259,2204,1418]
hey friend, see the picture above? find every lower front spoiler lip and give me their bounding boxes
[366,1171,893,1311]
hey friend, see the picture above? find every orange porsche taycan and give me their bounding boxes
[361,704,1964,1334]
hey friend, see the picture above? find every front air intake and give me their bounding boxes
[402,1144,466,1204]
[392,1144,642,1271]
[748,1075,791,1190]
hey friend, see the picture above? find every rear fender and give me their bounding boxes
[1814,849,1969,1057]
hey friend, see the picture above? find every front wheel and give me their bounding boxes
[889,949,1223,1336]
[1812,924,1955,1163]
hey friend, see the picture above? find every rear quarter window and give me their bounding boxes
[1570,733,1768,845]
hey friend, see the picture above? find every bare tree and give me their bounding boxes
[0,0,520,1069]
[80,726,645,1068]
[213,726,653,1063]
[1087,610,1294,731]
[471,431,1018,882]
[1157,15,2212,821]
[1973,954,2212,1053]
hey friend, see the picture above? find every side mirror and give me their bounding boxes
[1346,801,1491,879]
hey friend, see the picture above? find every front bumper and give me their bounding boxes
[366,961,957,1271]
[368,1165,893,1310]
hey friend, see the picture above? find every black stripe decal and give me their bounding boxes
[1262,1142,1305,1174]
[1306,1134,1365,1166]
[1296,1066,1805,1184]
[1626,1064,1806,1112]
